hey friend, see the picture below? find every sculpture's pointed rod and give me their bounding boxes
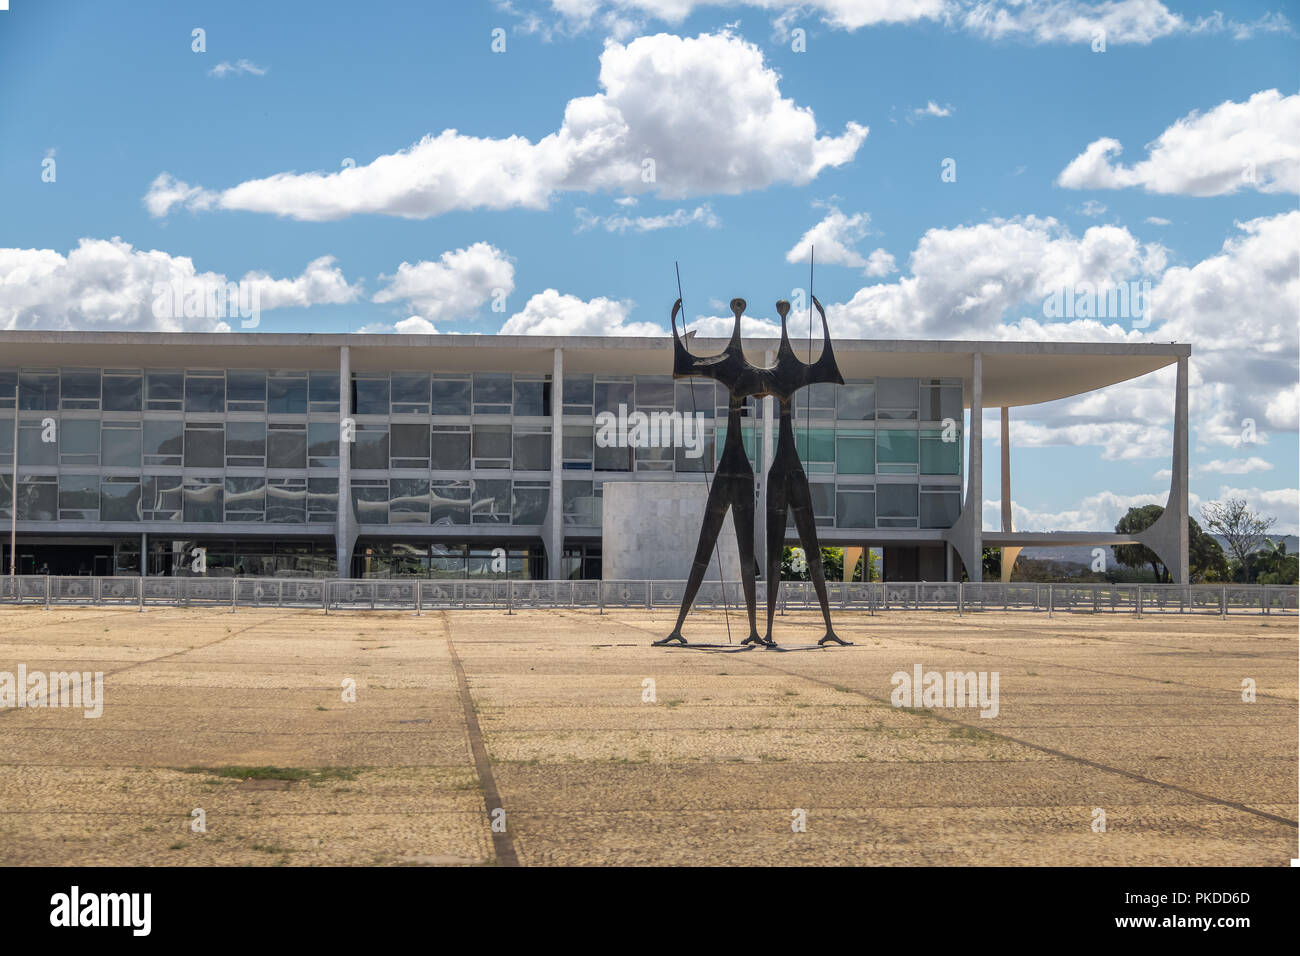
[809,244,815,364]
[675,261,732,643]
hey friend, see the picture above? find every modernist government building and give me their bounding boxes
[0,331,1191,583]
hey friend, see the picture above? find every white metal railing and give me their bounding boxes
[0,576,1295,616]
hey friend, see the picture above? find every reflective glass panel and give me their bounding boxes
[60,419,99,465]
[472,424,511,465]
[18,372,59,410]
[511,481,549,524]
[473,373,512,413]
[390,423,430,467]
[431,376,470,415]
[267,423,306,469]
[352,424,389,469]
[268,371,308,414]
[309,371,340,411]
[102,373,142,412]
[431,425,470,471]
[226,370,266,409]
[876,429,918,463]
[513,428,550,471]
[471,478,510,524]
[836,489,874,529]
[513,379,550,417]
[224,476,266,521]
[143,419,183,466]
[390,478,430,523]
[60,369,100,409]
[921,490,961,528]
[183,479,223,522]
[307,478,338,521]
[225,420,266,466]
[185,374,225,412]
[184,423,224,467]
[352,480,388,524]
[146,371,183,409]
[353,376,389,415]
[307,422,339,467]
[836,384,875,421]
[877,483,919,518]
[101,478,141,522]
[102,421,142,468]
[390,373,431,413]
[919,429,961,475]
[59,474,99,519]
[430,480,470,525]
[142,475,183,521]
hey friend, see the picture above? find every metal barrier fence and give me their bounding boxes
[0,576,1295,616]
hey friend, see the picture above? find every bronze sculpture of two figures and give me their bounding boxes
[656,295,851,649]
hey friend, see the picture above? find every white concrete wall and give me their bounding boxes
[601,482,742,581]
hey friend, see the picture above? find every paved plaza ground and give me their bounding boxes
[0,604,1295,866]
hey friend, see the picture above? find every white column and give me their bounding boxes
[1000,406,1020,584]
[968,353,983,581]
[335,344,351,578]
[8,405,16,579]
[1172,355,1189,583]
[1138,356,1190,582]
[548,347,564,579]
[1138,355,1190,582]
[946,353,984,582]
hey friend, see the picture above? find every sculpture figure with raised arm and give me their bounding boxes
[656,292,849,649]
[656,297,768,646]
[762,296,851,646]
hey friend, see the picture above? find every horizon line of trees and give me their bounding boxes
[990,497,1295,585]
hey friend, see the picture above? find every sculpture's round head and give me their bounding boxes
[730,297,746,317]
[775,300,791,321]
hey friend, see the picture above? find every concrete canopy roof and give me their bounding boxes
[0,331,1189,409]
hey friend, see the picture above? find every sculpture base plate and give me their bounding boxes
[653,641,852,652]
[652,642,754,652]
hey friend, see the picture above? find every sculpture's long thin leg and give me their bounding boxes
[656,477,738,645]
[789,475,852,646]
[731,494,762,643]
[763,476,789,646]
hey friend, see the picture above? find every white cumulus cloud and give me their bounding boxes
[371,242,515,326]
[147,32,866,221]
[1058,89,1300,196]
[785,206,877,272]
[1199,457,1274,476]
[524,1,1289,45]
[0,238,357,332]
[499,289,662,335]
[827,215,1165,339]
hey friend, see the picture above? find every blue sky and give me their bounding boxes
[0,0,1296,532]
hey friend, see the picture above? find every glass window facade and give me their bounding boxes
[1,364,966,566]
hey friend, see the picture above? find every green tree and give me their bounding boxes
[850,549,881,582]
[1200,498,1276,581]
[1255,538,1298,585]
[982,547,1001,580]
[1113,506,1224,582]
[1113,505,1168,582]
[1189,522,1229,582]
[780,546,842,581]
